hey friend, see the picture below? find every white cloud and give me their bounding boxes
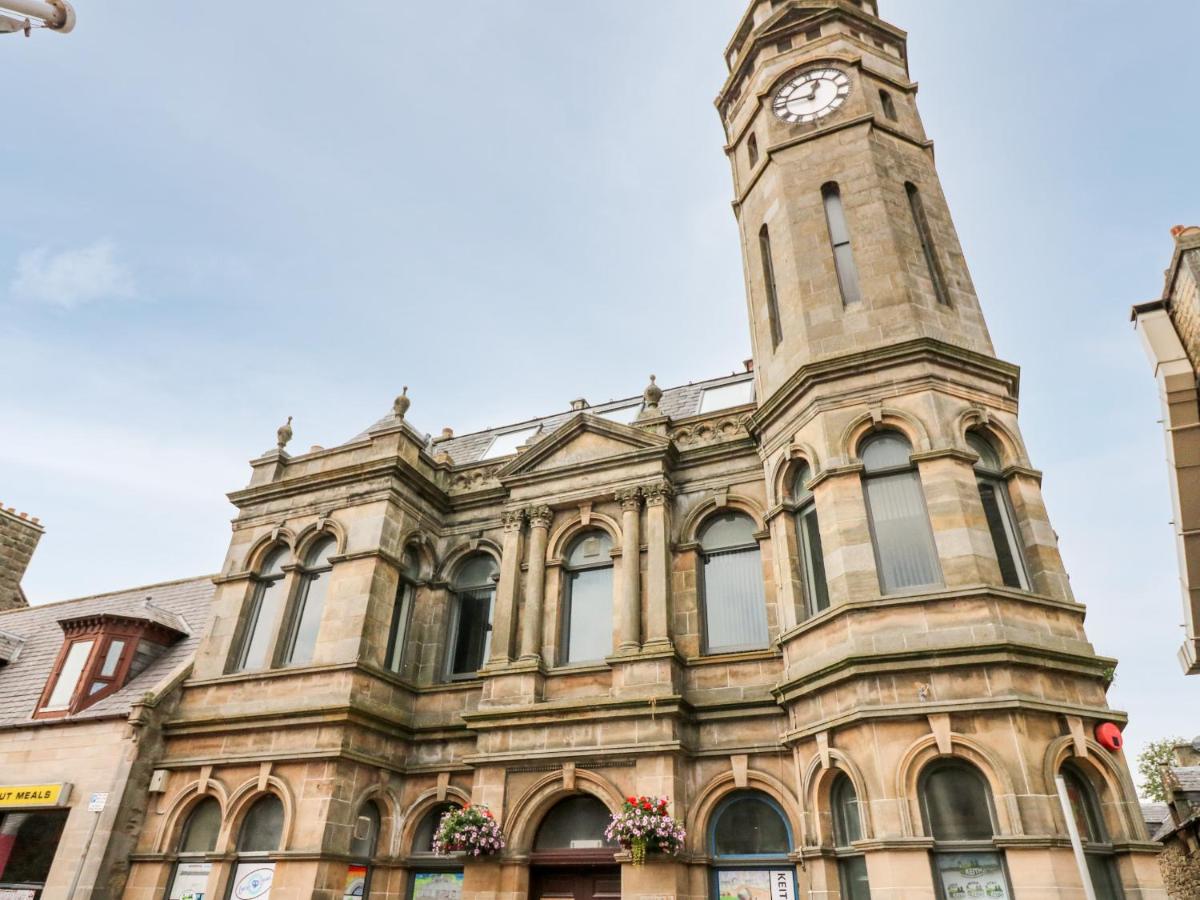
[10,240,135,308]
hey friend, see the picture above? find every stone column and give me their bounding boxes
[642,480,674,650]
[520,505,553,661]
[488,508,525,666]
[616,487,643,654]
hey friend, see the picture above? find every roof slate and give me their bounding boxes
[0,576,215,729]
[1170,765,1200,792]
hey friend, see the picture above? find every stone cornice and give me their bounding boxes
[227,456,449,514]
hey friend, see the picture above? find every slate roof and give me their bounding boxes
[0,575,215,728]
[1141,801,1169,835]
[352,370,757,466]
[1170,766,1200,792]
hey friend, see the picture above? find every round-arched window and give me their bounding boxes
[351,800,382,859]
[412,803,460,855]
[709,792,795,899]
[967,431,1030,590]
[447,554,498,678]
[234,544,291,672]
[830,774,871,899]
[1061,764,1122,899]
[561,531,615,665]
[920,761,1014,899]
[282,535,336,666]
[179,796,221,853]
[792,462,829,615]
[697,513,768,654]
[237,794,284,853]
[534,796,617,851]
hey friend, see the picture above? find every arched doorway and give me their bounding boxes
[529,796,620,900]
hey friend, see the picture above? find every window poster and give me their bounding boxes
[717,870,795,900]
[342,864,367,899]
[168,861,213,900]
[935,853,1010,900]
[230,862,275,900]
[410,871,463,900]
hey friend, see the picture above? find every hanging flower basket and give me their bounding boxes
[605,796,686,866]
[433,804,505,857]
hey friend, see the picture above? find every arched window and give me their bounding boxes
[561,531,615,665]
[967,433,1029,590]
[446,554,498,679]
[920,761,1013,899]
[747,132,759,168]
[386,546,420,674]
[1060,765,1122,899]
[793,463,829,615]
[412,803,460,855]
[234,545,290,672]
[229,794,284,898]
[698,512,769,654]
[860,433,942,594]
[166,797,221,898]
[879,89,898,120]
[831,774,870,900]
[905,182,951,306]
[822,183,863,306]
[282,536,336,666]
[346,800,382,898]
[759,224,783,349]
[709,792,795,897]
[409,802,464,897]
[534,796,617,851]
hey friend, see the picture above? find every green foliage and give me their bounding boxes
[1137,736,1184,802]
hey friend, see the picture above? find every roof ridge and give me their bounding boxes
[2,573,217,615]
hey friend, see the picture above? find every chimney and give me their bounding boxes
[0,505,43,612]
[570,398,590,411]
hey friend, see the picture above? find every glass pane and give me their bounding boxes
[865,471,942,593]
[966,433,1002,472]
[1063,768,1106,844]
[712,795,790,856]
[922,765,994,841]
[2,809,69,883]
[481,427,539,460]
[793,463,813,503]
[238,578,286,671]
[566,531,614,568]
[699,512,758,552]
[454,555,498,589]
[260,545,289,576]
[977,480,1029,590]
[450,590,493,675]
[564,566,614,663]
[703,547,769,652]
[823,186,851,245]
[1086,852,1123,900]
[401,547,420,580]
[386,584,412,673]
[760,225,782,347]
[839,855,871,900]
[45,639,94,709]
[168,861,213,900]
[180,797,222,853]
[413,803,459,853]
[833,243,863,305]
[933,852,1010,900]
[698,380,755,413]
[285,570,329,666]
[596,403,642,424]
[237,795,284,852]
[88,680,107,695]
[798,506,830,613]
[350,802,381,859]
[831,775,862,846]
[306,536,337,568]
[860,433,912,472]
[534,796,617,849]
[100,639,126,677]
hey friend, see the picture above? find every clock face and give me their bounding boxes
[773,67,852,124]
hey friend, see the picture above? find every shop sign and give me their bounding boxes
[411,871,463,900]
[934,853,1010,899]
[231,862,275,900]
[168,861,213,900]
[0,782,70,809]
[716,871,795,900]
[0,890,37,900]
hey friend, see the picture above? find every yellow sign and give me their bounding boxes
[0,783,69,809]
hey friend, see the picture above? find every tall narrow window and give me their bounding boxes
[167,797,221,899]
[347,800,382,899]
[283,536,336,666]
[234,545,290,672]
[698,513,769,654]
[386,547,420,674]
[759,224,783,349]
[747,133,759,168]
[447,555,497,679]
[920,761,1013,900]
[793,463,829,615]
[410,803,465,895]
[906,182,951,306]
[561,531,615,665]
[1061,765,1123,900]
[831,774,870,900]
[860,433,942,593]
[879,89,897,120]
[230,795,284,900]
[967,433,1030,590]
[43,638,95,710]
[822,184,863,305]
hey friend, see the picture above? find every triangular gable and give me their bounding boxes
[497,414,671,478]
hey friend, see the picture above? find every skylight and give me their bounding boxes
[596,403,642,425]
[480,426,539,460]
[698,380,755,414]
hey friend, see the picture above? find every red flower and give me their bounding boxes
[627,796,636,804]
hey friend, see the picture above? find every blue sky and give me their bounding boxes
[4,1,1197,774]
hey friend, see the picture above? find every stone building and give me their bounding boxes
[0,503,43,612]
[1132,225,1200,676]
[1148,741,1200,899]
[119,2,1163,899]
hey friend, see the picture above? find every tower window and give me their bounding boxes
[821,183,863,306]
[905,182,951,306]
[385,546,420,674]
[560,530,615,665]
[967,433,1030,590]
[759,224,783,348]
[792,463,829,615]
[831,774,871,900]
[698,512,769,654]
[879,90,897,121]
[281,536,336,666]
[747,133,759,168]
[446,554,498,679]
[776,37,792,52]
[233,544,289,672]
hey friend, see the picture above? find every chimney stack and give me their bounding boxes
[0,505,43,611]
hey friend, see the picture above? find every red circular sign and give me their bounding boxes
[1095,722,1123,751]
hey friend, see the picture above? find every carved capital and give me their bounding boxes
[526,505,553,529]
[641,479,675,507]
[615,487,643,512]
[501,508,526,533]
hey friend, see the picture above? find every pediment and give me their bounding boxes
[497,414,671,479]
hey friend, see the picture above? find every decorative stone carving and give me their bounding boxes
[642,480,675,507]
[670,415,750,447]
[615,487,643,511]
[526,505,553,529]
[393,386,411,419]
[501,508,526,532]
[642,374,663,411]
[276,416,293,450]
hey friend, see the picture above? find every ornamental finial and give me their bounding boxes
[643,374,662,411]
[393,386,411,419]
[276,415,293,450]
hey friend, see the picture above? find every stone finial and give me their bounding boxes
[643,374,663,411]
[393,386,411,419]
[276,416,293,450]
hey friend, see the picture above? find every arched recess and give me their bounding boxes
[547,511,622,562]
[802,751,874,847]
[435,540,503,584]
[397,530,438,582]
[504,769,625,852]
[155,779,230,854]
[293,519,348,562]
[679,493,768,545]
[839,408,932,461]
[771,444,823,507]
[1041,737,1141,841]
[220,776,296,854]
[397,786,472,855]
[240,528,297,574]
[955,407,1028,469]
[348,780,402,857]
[895,734,1021,839]
[686,769,803,856]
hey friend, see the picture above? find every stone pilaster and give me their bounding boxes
[487,508,525,666]
[616,487,643,654]
[642,480,675,650]
[520,505,553,661]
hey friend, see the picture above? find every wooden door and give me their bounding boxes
[530,867,621,900]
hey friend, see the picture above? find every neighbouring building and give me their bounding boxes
[0,503,43,612]
[1148,740,1200,898]
[111,2,1164,900]
[1132,225,1200,676]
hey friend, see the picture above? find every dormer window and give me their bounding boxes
[34,611,185,718]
